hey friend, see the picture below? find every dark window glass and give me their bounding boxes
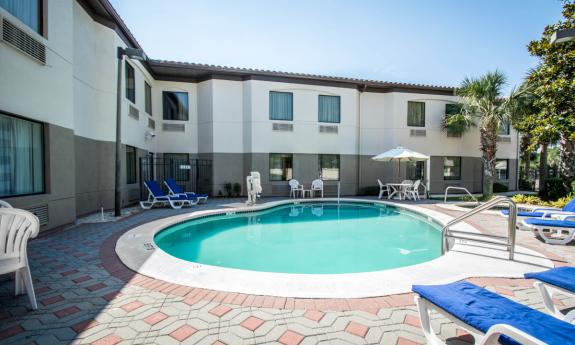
[163,92,189,121]
[445,103,461,115]
[145,82,152,115]
[126,146,137,184]
[269,92,293,121]
[0,113,44,197]
[499,121,510,135]
[125,62,135,103]
[319,154,340,180]
[163,153,190,182]
[443,156,461,180]
[0,0,42,34]
[269,153,293,181]
[407,161,425,180]
[407,101,425,127]
[495,159,509,180]
[318,95,340,123]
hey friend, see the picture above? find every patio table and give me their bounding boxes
[386,183,412,200]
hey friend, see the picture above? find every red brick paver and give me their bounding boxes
[209,304,232,317]
[345,321,369,338]
[169,325,197,341]
[240,316,265,331]
[278,330,305,345]
[143,312,168,325]
[91,334,122,345]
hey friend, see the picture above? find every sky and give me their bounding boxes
[109,0,564,92]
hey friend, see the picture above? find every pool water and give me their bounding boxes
[154,203,442,274]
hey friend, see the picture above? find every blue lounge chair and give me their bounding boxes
[501,197,575,218]
[164,178,208,204]
[525,267,575,323]
[412,281,575,345]
[140,181,193,209]
[521,216,575,245]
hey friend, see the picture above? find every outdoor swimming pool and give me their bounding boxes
[154,202,442,274]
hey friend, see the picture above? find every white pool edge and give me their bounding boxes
[115,198,553,298]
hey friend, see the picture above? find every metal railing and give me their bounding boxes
[441,196,517,260]
[444,186,479,205]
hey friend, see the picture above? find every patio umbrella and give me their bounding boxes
[371,146,431,193]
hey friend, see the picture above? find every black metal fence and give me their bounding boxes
[139,157,212,200]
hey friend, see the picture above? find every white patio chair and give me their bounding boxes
[0,208,40,310]
[377,179,389,199]
[311,179,324,198]
[407,180,421,200]
[400,180,414,199]
[288,179,303,198]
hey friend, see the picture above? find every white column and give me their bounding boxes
[426,157,431,197]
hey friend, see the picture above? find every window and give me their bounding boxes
[145,82,152,115]
[499,121,510,135]
[0,113,44,197]
[443,156,461,180]
[407,161,425,180]
[125,62,135,103]
[318,95,340,123]
[163,153,189,181]
[407,101,425,127]
[126,146,137,184]
[269,153,293,181]
[269,92,293,121]
[163,92,189,121]
[495,159,509,180]
[0,0,43,34]
[319,154,340,180]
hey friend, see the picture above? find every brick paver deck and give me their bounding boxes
[1,197,574,344]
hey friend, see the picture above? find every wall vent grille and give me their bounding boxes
[25,204,48,226]
[410,129,427,137]
[1,18,46,64]
[497,136,511,142]
[128,105,139,120]
[319,125,338,134]
[162,123,185,132]
[272,123,293,132]
[148,118,155,129]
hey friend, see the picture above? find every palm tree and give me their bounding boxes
[444,71,521,198]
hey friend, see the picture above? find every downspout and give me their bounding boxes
[516,130,520,191]
[356,84,367,195]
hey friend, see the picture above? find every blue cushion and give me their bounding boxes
[165,178,183,194]
[168,195,189,201]
[412,281,575,345]
[185,193,208,198]
[523,218,575,228]
[563,198,575,212]
[525,266,575,293]
[145,180,166,197]
[501,210,546,217]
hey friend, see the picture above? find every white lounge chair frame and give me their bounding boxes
[521,215,575,245]
[0,208,40,310]
[415,296,546,345]
[311,179,324,198]
[140,182,191,210]
[533,281,575,323]
[377,179,389,199]
[288,179,303,198]
[164,179,208,204]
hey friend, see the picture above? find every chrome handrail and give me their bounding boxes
[444,186,479,205]
[441,196,517,260]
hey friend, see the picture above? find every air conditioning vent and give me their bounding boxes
[148,118,155,129]
[128,105,139,120]
[410,129,426,137]
[319,125,338,134]
[1,18,46,64]
[497,136,511,142]
[162,123,185,132]
[272,123,293,132]
[25,204,48,226]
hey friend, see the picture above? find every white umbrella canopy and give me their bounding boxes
[371,146,429,162]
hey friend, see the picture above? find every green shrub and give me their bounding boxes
[518,179,534,191]
[360,186,379,196]
[539,178,569,200]
[550,193,575,208]
[223,182,233,197]
[232,183,242,196]
[493,182,508,193]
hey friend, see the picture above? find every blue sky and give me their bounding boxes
[109,0,563,92]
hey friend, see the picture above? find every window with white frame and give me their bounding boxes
[145,82,152,115]
[162,92,189,121]
[407,101,425,127]
[0,0,43,34]
[0,112,44,197]
[443,156,461,180]
[269,92,293,121]
[318,95,340,123]
[269,153,293,181]
[319,154,340,180]
[495,159,509,180]
[125,62,135,103]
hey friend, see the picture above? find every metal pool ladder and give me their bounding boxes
[441,196,518,260]
[444,186,479,205]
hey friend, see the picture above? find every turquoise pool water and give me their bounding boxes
[154,203,442,274]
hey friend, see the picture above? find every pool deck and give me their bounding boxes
[1,197,574,345]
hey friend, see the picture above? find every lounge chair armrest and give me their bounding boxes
[546,212,575,220]
[480,324,545,345]
[532,207,560,213]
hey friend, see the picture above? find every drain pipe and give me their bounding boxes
[356,84,367,196]
[338,181,341,204]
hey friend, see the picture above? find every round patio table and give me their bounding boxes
[386,183,413,200]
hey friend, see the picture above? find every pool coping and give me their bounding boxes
[115,198,553,298]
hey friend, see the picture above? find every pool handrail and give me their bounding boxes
[441,196,517,260]
[444,186,479,205]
